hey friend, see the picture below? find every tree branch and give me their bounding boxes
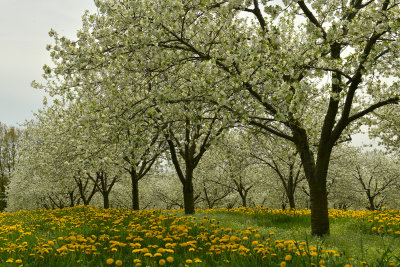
[248,120,295,142]
[297,1,327,39]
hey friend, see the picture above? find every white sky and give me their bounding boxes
[0,0,97,126]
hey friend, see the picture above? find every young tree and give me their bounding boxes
[324,147,363,210]
[196,129,263,208]
[351,149,399,210]
[249,134,305,209]
[118,122,165,210]
[6,119,79,211]
[195,160,234,209]
[160,102,228,214]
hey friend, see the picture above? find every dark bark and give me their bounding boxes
[158,95,225,214]
[68,191,78,207]
[103,193,110,209]
[240,193,247,208]
[368,195,376,211]
[131,175,139,210]
[183,178,195,214]
[122,127,162,211]
[233,179,253,208]
[287,191,296,210]
[237,184,248,207]
[89,170,118,209]
[75,173,98,206]
[308,174,330,236]
[166,132,196,214]
[292,124,331,236]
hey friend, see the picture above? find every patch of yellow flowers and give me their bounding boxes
[203,206,400,236]
[0,206,398,266]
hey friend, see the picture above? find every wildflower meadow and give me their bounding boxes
[0,206,399,266]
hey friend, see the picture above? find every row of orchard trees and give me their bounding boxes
[8,125,400,211]
[7,0,400,236]
[0,123,20,210]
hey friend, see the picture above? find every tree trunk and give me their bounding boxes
[131,175,140,210]
[242,197,247,207]
[286,178,296,209]
[309,178,330,236]
[368,196,375,211]
[240,192,247,207]
[287,192,296,210]
[293,127,331,236]
[69,192,75,207]
[183,179,195,214]
[103,193,110,209]
[0,183,6,211]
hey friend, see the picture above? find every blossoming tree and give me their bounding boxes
[34,0,400,236]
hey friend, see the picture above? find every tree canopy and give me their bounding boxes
[18,0,400,236]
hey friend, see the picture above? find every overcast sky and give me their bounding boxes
[0,0,97,126]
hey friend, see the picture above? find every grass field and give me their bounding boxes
[0,206,399,266]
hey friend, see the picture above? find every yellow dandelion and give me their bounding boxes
[159,259,166,265]
[285,255,292,261]
[115,260,122,266]
[106,258,114,265]
[167,256,174,262]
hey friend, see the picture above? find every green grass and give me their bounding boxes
[0,206,399,266]
[192,210,400,265]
